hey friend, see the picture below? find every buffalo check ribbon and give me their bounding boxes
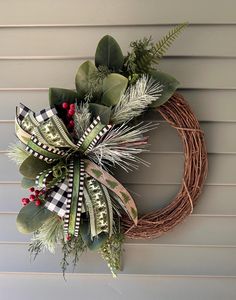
[15,103,138,237]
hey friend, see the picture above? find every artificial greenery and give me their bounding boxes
[99,232,124,277]
[12,24,186,276]
[123,23,187,76]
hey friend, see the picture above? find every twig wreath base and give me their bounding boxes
[122,93,208,239]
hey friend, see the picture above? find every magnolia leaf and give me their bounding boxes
[95,35,124,71]
[21,177,35,189]
[149,71,180,107]
[19,155,50,180]
[80,221,108,251]
[101,73,128,106]
[89,103,111,125]
[75,60,100,99]
[49,88,78,107]
[16,202,54,234]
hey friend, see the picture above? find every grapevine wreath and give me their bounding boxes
[9,24,208,276]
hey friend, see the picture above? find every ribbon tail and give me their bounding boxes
[64,158,85,237]
[44,179,68,218]
[84,176,113,238]
[84,160,138,225]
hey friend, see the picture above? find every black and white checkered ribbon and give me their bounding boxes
[17,103,57,123]
[45,180,68,217]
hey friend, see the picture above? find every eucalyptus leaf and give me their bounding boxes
[80,221,108,251]
[16,202,54,234]
[95,35,124,71]
[75,60,100,99]
[149,70,180,107]
[49,88,78,107]
[21,177,35,189]
[101,73,128,106]
[89,103,111,125]
[19,155,50,180]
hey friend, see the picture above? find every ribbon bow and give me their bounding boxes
[15,103,138,238]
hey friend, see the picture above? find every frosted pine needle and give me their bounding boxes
[73,102,91,139]
[7,143,30,165]
[87,121,158,172]
[111,75,162,124]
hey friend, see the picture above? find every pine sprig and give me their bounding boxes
[124,22,187,75]
[87,121,157,172]
[60,235,87,278]
[85,65,111,100]
[73,102,91,139]
[111,75,162,124]
[7,143,30,165]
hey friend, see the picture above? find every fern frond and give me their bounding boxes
[154,22,188,62]
[123,22,188,75]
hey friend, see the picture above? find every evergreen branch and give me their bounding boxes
[30,214,64,254]
[60,235,87,279]
[85,65,111,101]
[73,102,91,139]
[123,22,187,75]
[87,121,158,172]
[111,75,162,124]
[7,143,30,165]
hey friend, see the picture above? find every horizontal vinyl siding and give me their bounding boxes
[0,0,235,25]
[1,274,236,300]
[0,25,235,57]
[0,1,235,299]
[0,89,235,121]
[0,58,235,89]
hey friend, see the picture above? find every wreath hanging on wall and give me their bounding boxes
[9,23,208,277]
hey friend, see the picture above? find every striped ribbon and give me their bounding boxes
[64,158,85,237]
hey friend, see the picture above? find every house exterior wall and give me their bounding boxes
[0,1,236,299]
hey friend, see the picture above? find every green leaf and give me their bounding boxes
[21,177,35,189]
[80,221,108,251]
[75,60,99,98]
[49,88,78,107]
[101,73,128,106]
[89,103,111,124]
[19,155,50,180]
[95,35,124,71]
[149,71,180,107]
[16,202,54,234]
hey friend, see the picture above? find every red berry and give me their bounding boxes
[66,234,71,241]
[29,194,35,201]
[34,190,40,196]
[70,103,75,110]
[21,198,29,205]
[68,109,75,116]
[68,120,74,128]
[62,102,68,109]
[29,187,35,193]
[35,199,41,206]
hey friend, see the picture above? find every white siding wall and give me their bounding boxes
[0,1,236,299]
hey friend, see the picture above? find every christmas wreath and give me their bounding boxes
[9,23,208,277]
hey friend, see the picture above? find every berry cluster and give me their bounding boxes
[21,187,44,207]
[61,102,75,130]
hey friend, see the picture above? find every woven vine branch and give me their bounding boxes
[122,93,208,239]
